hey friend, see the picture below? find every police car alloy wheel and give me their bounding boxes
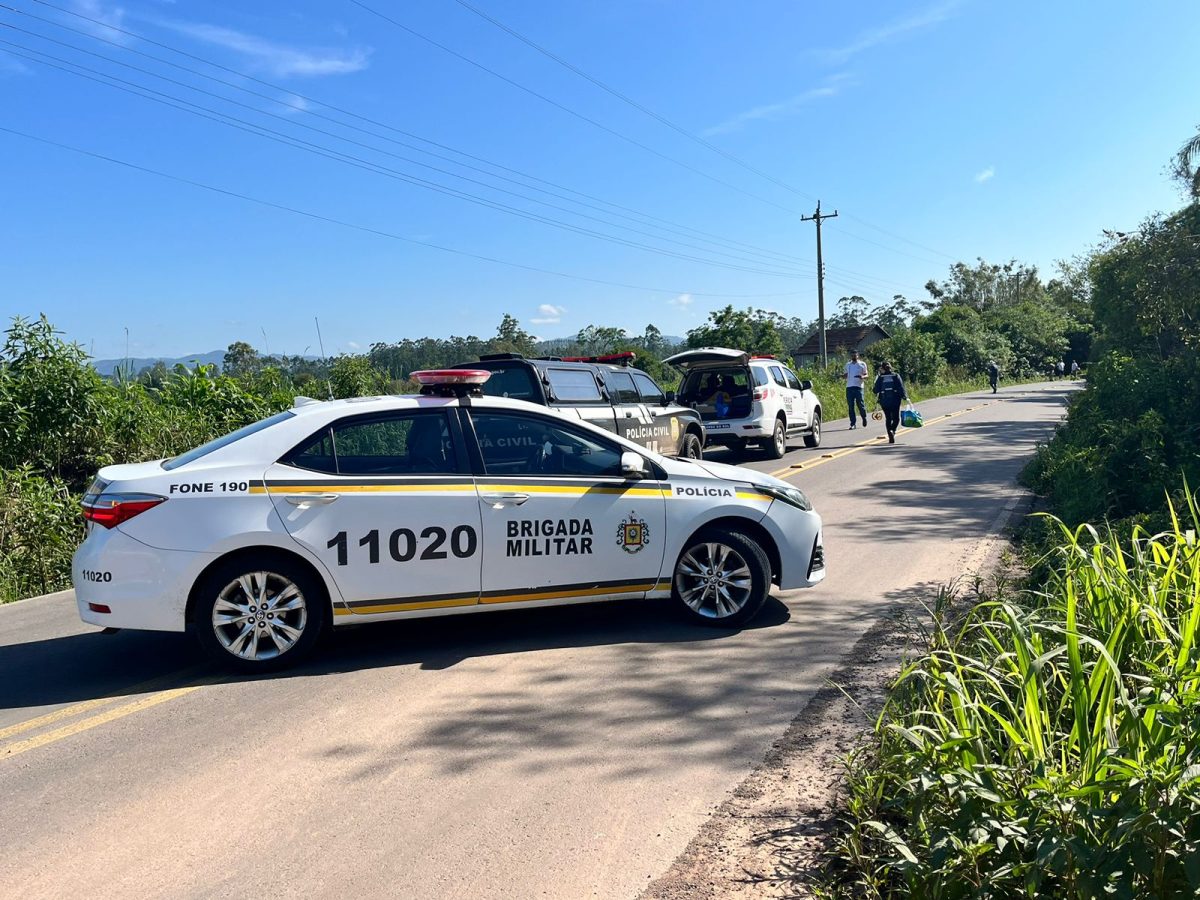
[804,412,822,449]
[193,556,327,670]
[672,527,770,626]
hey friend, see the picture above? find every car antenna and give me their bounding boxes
[314,316,334,401]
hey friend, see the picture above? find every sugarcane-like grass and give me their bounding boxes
[826,491,1200,898]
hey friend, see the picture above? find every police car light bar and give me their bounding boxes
[412,369,492,385]
[412,369,492,397]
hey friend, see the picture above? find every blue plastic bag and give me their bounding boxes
[900,403,923,428]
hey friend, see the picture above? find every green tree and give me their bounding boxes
[865,330,945,384]
[686,306,785,356]
[1173,125,1200,198]
[492,314,535,356]
[828,295,871,329]
[222,340,260,377]
[575,325,630,355]
[328,355,391,399]
[0,315,104,485]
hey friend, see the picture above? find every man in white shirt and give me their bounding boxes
[844,350,869,429]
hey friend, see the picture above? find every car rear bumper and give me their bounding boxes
[72,525,212,632]
[703,414,772,443]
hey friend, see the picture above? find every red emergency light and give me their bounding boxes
[412,369,492,397]
[559,352,636,364]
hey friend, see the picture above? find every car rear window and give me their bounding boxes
[162,410,295,471]
[545,367,603,403]
[477,365,540,402]
[679,367,751,404]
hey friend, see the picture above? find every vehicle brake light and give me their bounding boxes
[754,387,770,400]
[88,603,112,614]
[81,493,166,529]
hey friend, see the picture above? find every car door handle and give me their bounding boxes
[481,492,530,508]
[624,410,634,417]
[284,493,339,506]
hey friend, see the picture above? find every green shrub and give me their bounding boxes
[828,496,1200,898]
[0,467,81,604]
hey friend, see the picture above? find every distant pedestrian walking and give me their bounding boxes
[1070,360,1080,378]
[986,359,1000,394]
[1056,360,1065,379]
[873,362,908,444]
[844,351,869,429]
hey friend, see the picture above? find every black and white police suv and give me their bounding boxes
[451,352,706,459]
[73,370,825,672]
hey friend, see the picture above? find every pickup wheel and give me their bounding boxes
[765,417,787,459]
[803,411,822,448]
[679,432,703,460]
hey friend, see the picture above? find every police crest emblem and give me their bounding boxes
[616,512,650,554]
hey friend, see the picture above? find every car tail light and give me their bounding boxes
[81,492,166,529]
[753,386,770,400]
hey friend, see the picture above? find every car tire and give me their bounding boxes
[671,527,772,628]
[765,417,787,459]
[679,432,703,460]
[803,412,822,449]
[192,555,327,672]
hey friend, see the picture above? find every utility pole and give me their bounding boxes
[801,200,838,368]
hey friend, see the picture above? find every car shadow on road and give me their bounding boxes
[0,596,791,711]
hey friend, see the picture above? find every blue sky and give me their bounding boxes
[2,0,1197,359]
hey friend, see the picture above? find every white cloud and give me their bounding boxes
[703,75,850,136]
[974,166,995,184]
[815,0,960,65]
[157,19,370,77]
[530,303,565,325]
[347,341,361,350]
[668,293,694,308]
[278,93,311,115]
[69,0,131,43]
[0,55,32,76]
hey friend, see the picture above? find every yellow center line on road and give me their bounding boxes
[765,399,1002,480]
[0,685,208,760]
[0,665,212,760]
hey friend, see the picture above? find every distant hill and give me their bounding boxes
[91,350,225,377]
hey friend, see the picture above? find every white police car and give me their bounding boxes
[73,371,825,671]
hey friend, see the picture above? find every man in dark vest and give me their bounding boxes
[873,362,908,444]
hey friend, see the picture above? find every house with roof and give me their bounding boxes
[793,324,891,368]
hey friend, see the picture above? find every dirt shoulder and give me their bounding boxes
[640,495,1031,900]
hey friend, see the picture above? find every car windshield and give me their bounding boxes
[162,410,295,470]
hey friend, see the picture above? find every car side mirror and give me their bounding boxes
[800,380,813,392]
[665,390,676,403]
[620,450,647,479]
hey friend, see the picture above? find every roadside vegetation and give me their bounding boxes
[820,132,1200,897]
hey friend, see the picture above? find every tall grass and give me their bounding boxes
[827,492,1200,898]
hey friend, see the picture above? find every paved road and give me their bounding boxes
[0,382,1075,899]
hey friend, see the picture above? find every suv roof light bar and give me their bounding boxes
[558,351,636,365]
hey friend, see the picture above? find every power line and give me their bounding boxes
[0,40,812,279]
[7,0,817,269]
[346,0,801,216]
[442,0,960,262]
[0,124,810,300]
[447,0,818,205]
